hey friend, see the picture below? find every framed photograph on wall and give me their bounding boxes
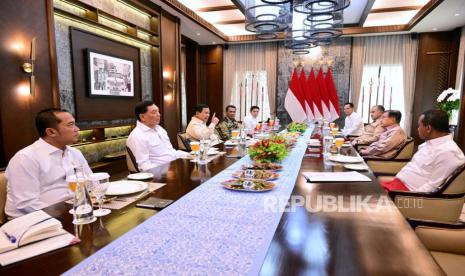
[87,49,135,97]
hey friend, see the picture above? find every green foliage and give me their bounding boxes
[287,122,307,133]
[248,139,289,163]
[438,99,460,118]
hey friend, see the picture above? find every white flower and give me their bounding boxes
[437,88,458,102]
[448,89,461,101]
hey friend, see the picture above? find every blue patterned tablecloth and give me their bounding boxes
[65,127,314,276]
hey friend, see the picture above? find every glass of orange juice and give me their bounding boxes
[190,141,200,152]
[231,129,239,139]
[331,128,338,136]
[334,138,345,155]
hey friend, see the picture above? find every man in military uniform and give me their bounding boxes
[216,105,240,140]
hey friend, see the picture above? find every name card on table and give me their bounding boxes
[302,171,372,182]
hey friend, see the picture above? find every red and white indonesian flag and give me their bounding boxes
[299,69,314,122]
[285,68,307,122]
[325,68,341,121]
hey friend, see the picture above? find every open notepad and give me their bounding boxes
[302,171,372,182]
[0,210,78,266]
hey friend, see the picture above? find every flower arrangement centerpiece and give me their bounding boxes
[287,122,307,133]
[437,88,460,124]
[248,136,288,163]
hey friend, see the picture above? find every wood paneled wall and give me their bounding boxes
[183,37,200,124]
[200,45,224,120]
[411,29,461,144]
[159,10,181,146]
[0,0,58,167]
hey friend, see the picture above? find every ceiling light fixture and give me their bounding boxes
[245,0,350,54]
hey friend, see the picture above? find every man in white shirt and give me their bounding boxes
[381,110,465,192]
[127,101,189,171]
[342,102,364,137]
[5,108,92,218]
[186,104,219,141]
[243,106,260,130]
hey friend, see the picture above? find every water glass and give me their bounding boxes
[89,172,111,217]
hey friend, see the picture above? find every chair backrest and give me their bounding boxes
[393,137,414,159]
[439,163,465,194]
[177,132,191,151]
[0,171,7,225]
[125,146,139,173]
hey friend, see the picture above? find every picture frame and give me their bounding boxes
[86,49,135,98]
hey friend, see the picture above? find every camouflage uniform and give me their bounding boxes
[216,117,240,140]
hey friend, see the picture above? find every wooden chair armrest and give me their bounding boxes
[388,190,465,200]
[408,219,465,255]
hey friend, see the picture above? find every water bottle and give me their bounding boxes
[72,167,94,225]
[323,135,334,157]
[239,130,247,156]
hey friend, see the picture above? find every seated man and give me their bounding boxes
[342,102,364,137]
[352,105,385,146]
[127,101,189,171]
[243,106,260,130]
[381,110,465,192]
[5,108,92,218]
[186,104,219,141]
[216,105,241,140]
[360,110,407,159]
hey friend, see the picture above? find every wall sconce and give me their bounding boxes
[21,37,36,96]
[163,70,176,102]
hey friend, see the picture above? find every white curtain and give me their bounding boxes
[223,42,277,121]
[455,26,465,91]
[350,35,418,134]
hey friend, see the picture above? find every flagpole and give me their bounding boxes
[244,78,248,119]
[239,82,243,122]
[389,87,393,109]
[368,78,373,119]
[251,74,254,109]
[261,86,264,121]
[382,76,386,107]
[375,65,381,104]
[361,86,365,122]
[256,82,259,106]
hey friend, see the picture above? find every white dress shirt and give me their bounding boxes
[127,121,188,171]
[397,135,465,192]
[244,114,259,130]
[5,139,92,218]
[343,112,364,136]
[186,117,218,141]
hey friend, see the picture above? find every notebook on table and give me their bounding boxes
[0,210,79,266]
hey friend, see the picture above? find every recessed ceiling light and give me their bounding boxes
[212,41,216,44]
[454,13,460,17]
[196,33,201,36]
[433,28,437,31]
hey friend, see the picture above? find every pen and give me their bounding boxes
[4,232,16,244]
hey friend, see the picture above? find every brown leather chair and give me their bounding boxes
[125,146,139,173]
[365,137,415,175]
[387,164,465,223]
[409,219,465,276]
[0,171,7,225]
[177,132,191,151]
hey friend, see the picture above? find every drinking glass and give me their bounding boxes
[198,139,210,164]
[190,141,200,153]
[334,138,345,156]
[66,175,79,214]
[231,129,239,139]
[89,172,111,217]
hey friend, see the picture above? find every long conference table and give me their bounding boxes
[0,127,444,275]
